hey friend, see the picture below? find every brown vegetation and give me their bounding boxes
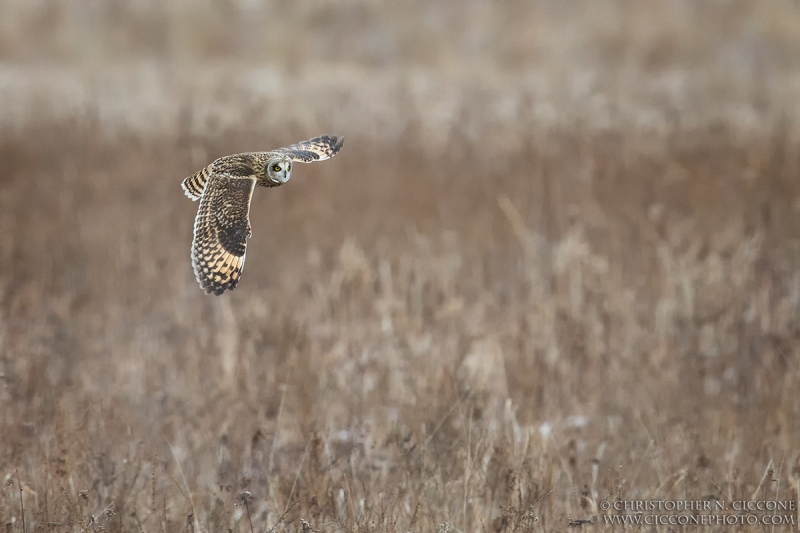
[1,1,799,531]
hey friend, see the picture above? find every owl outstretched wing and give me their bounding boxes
[276,135,344,163]
[191,173,256,295]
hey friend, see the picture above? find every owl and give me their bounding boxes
[182,135,344,295]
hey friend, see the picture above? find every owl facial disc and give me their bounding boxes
[268,155,292,185]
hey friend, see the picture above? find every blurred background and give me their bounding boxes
[1,1,799,531]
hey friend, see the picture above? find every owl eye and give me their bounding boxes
[273,164,281,172]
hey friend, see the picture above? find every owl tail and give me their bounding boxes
[182,165,211,201]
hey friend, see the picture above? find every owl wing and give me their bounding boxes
[276,134,344,163]
[191,173,257,295]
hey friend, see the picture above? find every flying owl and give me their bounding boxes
[182,135,344,295]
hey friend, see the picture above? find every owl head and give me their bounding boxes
[265,155,292,185]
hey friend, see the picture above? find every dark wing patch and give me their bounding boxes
[182,164,211,201]
[191,174,256,295]
[278,134,344,163]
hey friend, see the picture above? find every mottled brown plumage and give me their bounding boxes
[182,135,344,295]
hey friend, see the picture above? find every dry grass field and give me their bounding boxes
[1,1,800,531]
